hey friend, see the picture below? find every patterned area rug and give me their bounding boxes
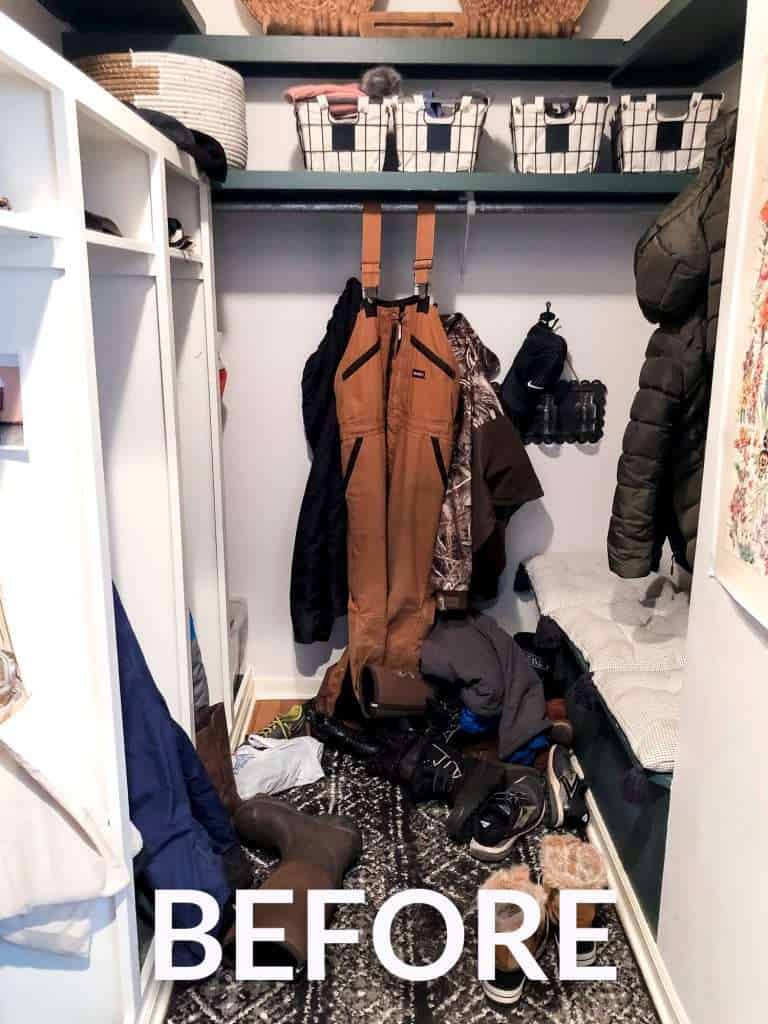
[169,750,660,1024]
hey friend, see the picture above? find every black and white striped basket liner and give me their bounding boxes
[392,94,489,173]
[615,93,723,173]
[510,95,610,174]
[293,95,388,173]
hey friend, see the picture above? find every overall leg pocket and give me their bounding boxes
[431,435,449,490]
[343,436,363,490]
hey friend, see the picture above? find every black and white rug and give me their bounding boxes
[168,750,660,1024]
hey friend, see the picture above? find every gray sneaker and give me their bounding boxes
[546,745,589,829]
[469,771,548,862]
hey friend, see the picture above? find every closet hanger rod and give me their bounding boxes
[218,201,664,215]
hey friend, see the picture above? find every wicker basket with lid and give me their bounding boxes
[460,0,590,38]
[239,0,371,35]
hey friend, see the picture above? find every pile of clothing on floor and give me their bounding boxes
[213,614,603,1006]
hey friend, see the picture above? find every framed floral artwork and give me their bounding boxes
[715,70,768,627]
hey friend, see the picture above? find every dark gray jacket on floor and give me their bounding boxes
[608,110,737,578]
[421,612,548,760]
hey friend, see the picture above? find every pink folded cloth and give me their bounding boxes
[284,82,367,118]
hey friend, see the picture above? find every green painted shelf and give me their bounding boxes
[212,171,695,205]
[62,0,747,85]
[64,34,623,81]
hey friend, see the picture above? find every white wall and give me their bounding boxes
[0,0,65,51]
[216,207,659,689]
[658,3,768,1022]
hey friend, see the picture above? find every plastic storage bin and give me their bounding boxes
[392,93,489,172]
[293,95,388,172]
[615,92,724,173]
[510,95,611,174]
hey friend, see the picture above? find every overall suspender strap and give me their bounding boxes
[413,202,436,289]
[361,201,382,293]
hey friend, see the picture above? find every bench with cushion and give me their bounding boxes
[522,551,687,932]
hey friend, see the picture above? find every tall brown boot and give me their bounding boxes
[195,702,241,816]
[233,797,362,968]
[194,703,253,891]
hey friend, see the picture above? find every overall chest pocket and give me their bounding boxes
[408,334,458,432]
[337,338,384,431]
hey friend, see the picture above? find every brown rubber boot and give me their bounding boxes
[195,702,241,816]
[232,797,362,968]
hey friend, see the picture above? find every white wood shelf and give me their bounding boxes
[0,210,62,240]
[169,247,202,263]
[85,228,155,254]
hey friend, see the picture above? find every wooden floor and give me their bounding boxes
[247,699,297,734]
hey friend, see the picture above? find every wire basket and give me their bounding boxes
[510,95,610,174]
[615,93,724,173]
[392,94,489,173]
[293,95,388,172]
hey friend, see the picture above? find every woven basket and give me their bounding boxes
[460,0,590,38]
[76,52,248,169]
[239,0,370,35]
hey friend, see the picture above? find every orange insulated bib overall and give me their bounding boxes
[318,203,460,714]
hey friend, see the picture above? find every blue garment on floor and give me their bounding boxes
[504,730,550,767]
[459,707,498,735]
[114,586,235,967]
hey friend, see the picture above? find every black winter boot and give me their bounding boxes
[387,735,506,841]
[306,704,384,760]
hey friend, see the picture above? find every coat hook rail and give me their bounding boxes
[215,201,665,215]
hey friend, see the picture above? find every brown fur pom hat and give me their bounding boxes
[361,65,402,99]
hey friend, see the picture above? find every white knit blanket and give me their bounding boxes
[525,551,686,773]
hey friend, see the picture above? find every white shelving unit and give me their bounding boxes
[0,13,230,1024]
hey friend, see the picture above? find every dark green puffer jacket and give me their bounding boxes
[608,110,738,578]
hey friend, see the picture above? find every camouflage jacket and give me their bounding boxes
[432,315,542,608]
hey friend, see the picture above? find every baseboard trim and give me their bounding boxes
[137,975,173,1024]
[245,672,323,703]
[231,665,258,748]
[576,756,690,1024]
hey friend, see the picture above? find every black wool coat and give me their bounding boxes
[290,278,363,644]
[608,110,737,578]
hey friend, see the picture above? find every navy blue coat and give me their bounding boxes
[114,587,235,966]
